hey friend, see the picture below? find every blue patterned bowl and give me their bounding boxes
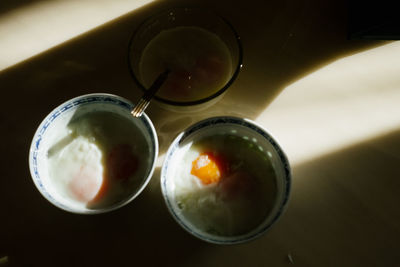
[161,116,291,244]
[29,93,158,214]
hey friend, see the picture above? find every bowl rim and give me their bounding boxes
[28,93,159,214]
[160,116,291,244]
[127,7,243,107]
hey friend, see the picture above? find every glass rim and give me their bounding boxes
[127,7,243,107]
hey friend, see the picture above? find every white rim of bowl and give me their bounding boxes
[160,116,291,244]
[28,93,159,214]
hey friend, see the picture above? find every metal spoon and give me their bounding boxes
[131,69,170,117]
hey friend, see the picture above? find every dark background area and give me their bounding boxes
[348,0,400,39]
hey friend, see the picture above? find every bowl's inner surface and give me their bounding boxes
[138,26,234,103]
[162,120,289,244]
[128,8,242,108]
[31,96,157,213]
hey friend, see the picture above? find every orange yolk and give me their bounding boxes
[191,152,223,185]
[106,144,138,181]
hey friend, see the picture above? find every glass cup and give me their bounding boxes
[128,7,243,112]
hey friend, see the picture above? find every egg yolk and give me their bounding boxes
[106,144,138,181]
[191,152,224,185]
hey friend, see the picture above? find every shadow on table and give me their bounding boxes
[0,0,390,266]
[0,0,386,153]
[254,128,400,266]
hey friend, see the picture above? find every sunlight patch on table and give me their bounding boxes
[256,42,400,165]
[0,0,154,71]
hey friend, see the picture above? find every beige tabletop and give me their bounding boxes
[1,0,399,266]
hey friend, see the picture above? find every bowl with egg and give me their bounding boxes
[128,7,242,112]
[29,93,158,214]
[161,116,291,244]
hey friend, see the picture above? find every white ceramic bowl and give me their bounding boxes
[29,93,158,214]
[161,116,291,244]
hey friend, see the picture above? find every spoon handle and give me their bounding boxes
[131,69,170,117]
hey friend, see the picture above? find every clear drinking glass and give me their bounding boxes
[128,7,243,112]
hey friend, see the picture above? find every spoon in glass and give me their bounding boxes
[131,69,170,117]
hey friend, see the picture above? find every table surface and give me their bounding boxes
[1,0,399,266]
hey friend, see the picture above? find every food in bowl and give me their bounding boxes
[174,134,277,236]
[139,26,233,102]
[161,117,291,244]
[29,94,158,214]
[47,111,150,209]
